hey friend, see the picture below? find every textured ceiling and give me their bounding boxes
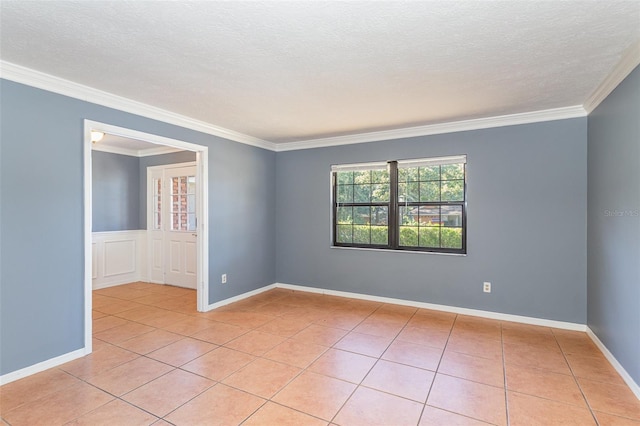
[1,1,639,144]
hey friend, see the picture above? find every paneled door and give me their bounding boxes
[148,164,197,289]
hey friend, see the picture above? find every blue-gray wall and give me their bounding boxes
[92,151,141,231]
[587,65,640,384]
[276,118,588,323]
[138,151,197,228]
[0,79,276,375]
[92,150,196,232]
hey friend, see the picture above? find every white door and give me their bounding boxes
[148,164,197,289]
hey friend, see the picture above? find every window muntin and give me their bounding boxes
[334,164,390,247]
[332,156,466,254]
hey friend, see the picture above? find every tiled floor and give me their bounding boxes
[1,282,639,425]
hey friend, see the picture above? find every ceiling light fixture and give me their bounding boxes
[90,130,105,143]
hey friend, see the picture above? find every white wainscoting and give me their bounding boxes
[92,230,147,289]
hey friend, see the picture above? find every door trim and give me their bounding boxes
[84,120,209,354]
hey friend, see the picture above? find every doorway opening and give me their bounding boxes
[83,120,209,354]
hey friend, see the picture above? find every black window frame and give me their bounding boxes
[332,156,467,254]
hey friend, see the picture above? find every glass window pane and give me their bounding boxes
[399,181,418,202]
[418,206,440,226]
[442,164,464,180]
[442,205,463,227]
[403,167,420,182]
[419,227,440,248]
[371,184,390,202]
[399,226,418,246]
[154,212,161,230]
[419,165,440,181]
[441,227,463,248]
[337,206,353,224]
[399,205,413,226]
[337,185,353,203]
[441,180,464,201]
[420,181,440,202]
[337,225,352,243]
[337,171,353,185]
[353,206,370,225]
[354,184,371,203]
[187,213,196,231]
[187,176,196,194]
[371,206,388,226]
[371,169,389,183]
[353,225,370,244]
[371,226,388,245]
[354,170,371,184]
[187,194,196,213]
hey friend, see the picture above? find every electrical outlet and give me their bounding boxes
[221,274,227,284]
[483,282,491,293]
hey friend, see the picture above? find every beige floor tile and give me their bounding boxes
[146,337,216,367]
[501,325,558,349]
[566,352,626,385]
[553,329,602,357]
[117,328,183,354]
[243,401,327,426]
[66,398,158,425]
[382,340,442,371]
[135,310,189,328]
[291,324,349,347]
[224,330,286,355]
[352,318,405,339]
[396,325,450,349]
[578,378,640,420]
[203,311,274,328]
[0,368,80,412]
[93,321,155,344]
[263,339,327,368]
[507,391,596,426]
[333,331,393,358]
[446,334,503,360]
[190,321,249,345]
[86,356,174,396]
[2,380,113,426]
[181,346,255,381]
[122,369,213,417]
[223,358,301,398]
[308,348,377,384]
[164,383,265,426]
[314,312,367,330]
[272,371,356,421]
[503,342,571,375]
[427,374,506,426]
[362,359,434,402]
[115,306,164,322]
[257,316,313,337]
[419,405,492,425]
[160,316,216,336]
[334,386,423,426]
[92,315,129,333]
[594,411,640,425]
[60,345,139,379]
[439,350,504,387]
[505,363,587,407]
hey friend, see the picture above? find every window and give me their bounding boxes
[332,155,466,254]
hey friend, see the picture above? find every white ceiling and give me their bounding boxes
[1,1,639,145]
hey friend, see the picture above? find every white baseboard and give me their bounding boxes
[0,348,87,386]
[586,327,640,400]
[274,282,586,331]
[205,283,278,311]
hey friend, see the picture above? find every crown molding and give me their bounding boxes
[91,143,184,157]
[583,41,640,113]
[275,105,587,152]
[0,61,277,151]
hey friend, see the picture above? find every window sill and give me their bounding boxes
[330,246,467,256]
